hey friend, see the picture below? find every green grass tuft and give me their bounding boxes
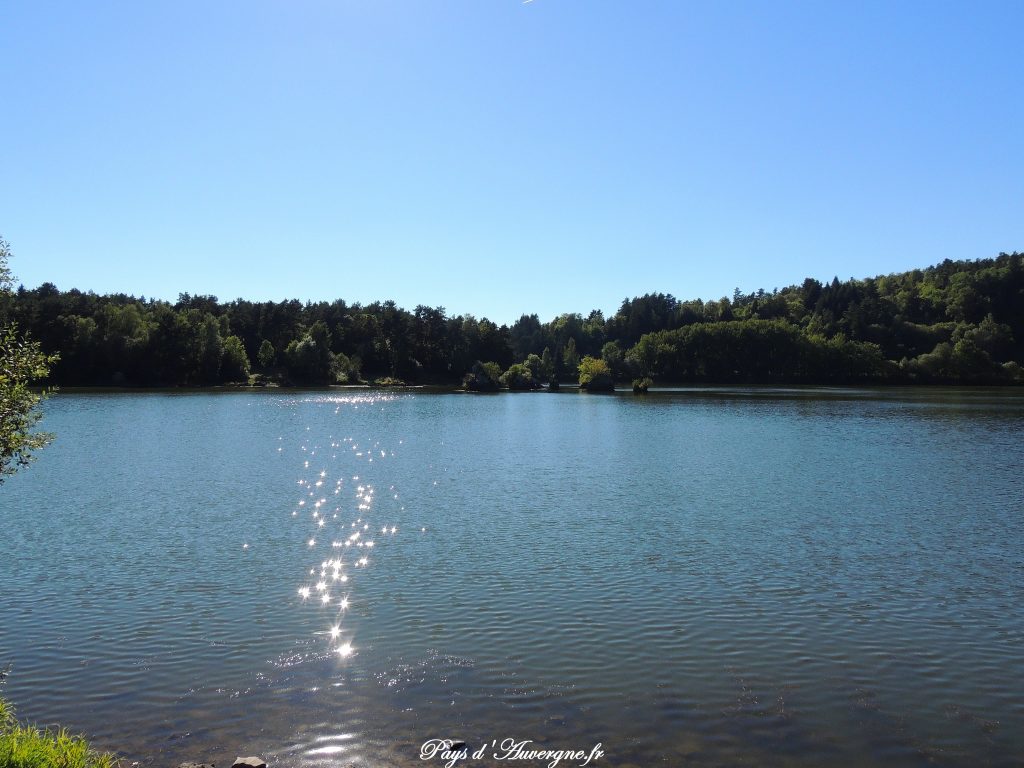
[0,696,118,768]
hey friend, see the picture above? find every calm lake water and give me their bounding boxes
[2,388,1023,767]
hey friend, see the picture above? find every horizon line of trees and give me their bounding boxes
[2,251,1022,388]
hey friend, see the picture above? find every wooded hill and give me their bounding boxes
[3,252,1022,387]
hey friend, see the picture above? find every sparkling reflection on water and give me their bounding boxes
[2,388,1024,767]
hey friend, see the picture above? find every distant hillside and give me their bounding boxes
[3,252,1022,387]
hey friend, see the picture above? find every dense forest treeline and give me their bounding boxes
[2,252,1023,388]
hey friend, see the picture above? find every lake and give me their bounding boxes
[2,388,1023,767]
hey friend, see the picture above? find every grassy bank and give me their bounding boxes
[0,697,117,768]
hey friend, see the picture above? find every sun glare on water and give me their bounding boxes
[274,395,432,671]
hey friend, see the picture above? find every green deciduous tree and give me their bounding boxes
[578,355,614,391]
[600,340,625,379]
[193,313,223,384]
[462,360,502,391]
[284,321,336,384]
[523,353,544,383]
[0,237,55,482]
[561,338,579,381]
[220,335,251,382]
[540,347,555,382]
[500,362,539,390]
[257,339,275,368]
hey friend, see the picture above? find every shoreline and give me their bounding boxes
[36,382,1024,395]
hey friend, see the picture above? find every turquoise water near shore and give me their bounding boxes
[2,388,1023,767]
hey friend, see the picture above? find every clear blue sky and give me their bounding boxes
[2,1,1021,325]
